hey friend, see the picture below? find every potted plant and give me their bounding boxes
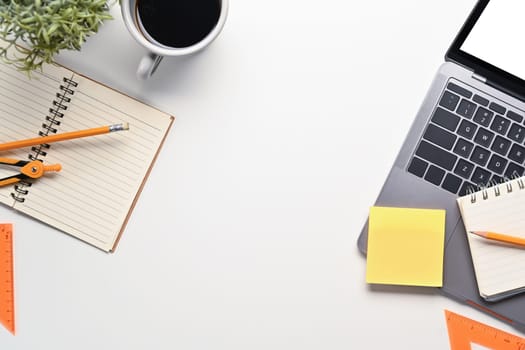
[0,0,113,72]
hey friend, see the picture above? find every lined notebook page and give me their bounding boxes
[0,63,69,202]
[0,55,173,252]
[457,177,525,299]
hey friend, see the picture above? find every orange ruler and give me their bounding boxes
[445,310,525,350]
[0,223,14,334]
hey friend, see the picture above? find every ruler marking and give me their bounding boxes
[445,310,525,350]
[0,223,14,335]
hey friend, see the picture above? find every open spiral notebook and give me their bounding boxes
[0,42,174,252]
[457,176,525,301]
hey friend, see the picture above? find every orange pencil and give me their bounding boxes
[470,231,525,247]
[0,123,129,152]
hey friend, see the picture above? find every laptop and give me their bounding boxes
[357,0,525,331]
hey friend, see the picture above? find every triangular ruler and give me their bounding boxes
[445,309,524,350]
[0,223,14,334]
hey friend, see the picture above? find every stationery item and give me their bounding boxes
[0,223,14,335]
[121,0,228,79]
[445,309,525,350]
[0,40,174,252]
[0,123,129,152]
[365,206,446,287]
[457,176,525,301]
[470,231,525,248]
[0,158,61,186]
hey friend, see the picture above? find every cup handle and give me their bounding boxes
[137,53,163,80]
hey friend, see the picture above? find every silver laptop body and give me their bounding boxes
[357,0,525,331]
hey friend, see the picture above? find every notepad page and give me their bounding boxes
[0,55,173,252]
[17,72,172,251]
[0,62,69,203]
[457,179,525,298]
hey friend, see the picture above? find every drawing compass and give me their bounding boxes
[0,158,61,186]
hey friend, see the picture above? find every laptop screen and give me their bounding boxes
[447,0,525,100]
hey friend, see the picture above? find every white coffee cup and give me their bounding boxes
[121,0,228,80]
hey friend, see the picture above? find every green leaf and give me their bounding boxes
[0,0,114,72]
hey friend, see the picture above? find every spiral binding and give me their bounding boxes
[468,174,525,204]
[10,76,78,203]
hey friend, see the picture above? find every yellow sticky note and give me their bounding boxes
[366,206,446,287]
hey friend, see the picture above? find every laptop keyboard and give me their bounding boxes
[408,79,525,196]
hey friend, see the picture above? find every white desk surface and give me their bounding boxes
[1,0,520,349]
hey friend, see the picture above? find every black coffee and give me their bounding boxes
[137,0,221,48]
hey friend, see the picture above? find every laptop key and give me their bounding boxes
[473,94,489,106]
[447,82,473,98]
[454,159,475,179]
[490,135,511,156]
[490,115,511,135]
[442,173,462,193]
[487,154,507,174]
[473,107,494,127]
[424,165,445,185]
[471,167,491,186]
[459,181,477,196]
[507,110,524,123]
[439,91,460,111]
[407,157,428,178]
[489,101,506,115]
[508,123,525,143]
[456,99,477,119]
[491,174,504,184]
[432,107,460,131]
[423,124,456,150]
[453,138,474,158]
[473,127,494,148]
[415,140,457,170]
[508,143,525,164]
[457,119,477,139]
[470,146,490,166]
[505,162,525,179]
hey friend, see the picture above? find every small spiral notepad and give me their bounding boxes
[457,176,525,301]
